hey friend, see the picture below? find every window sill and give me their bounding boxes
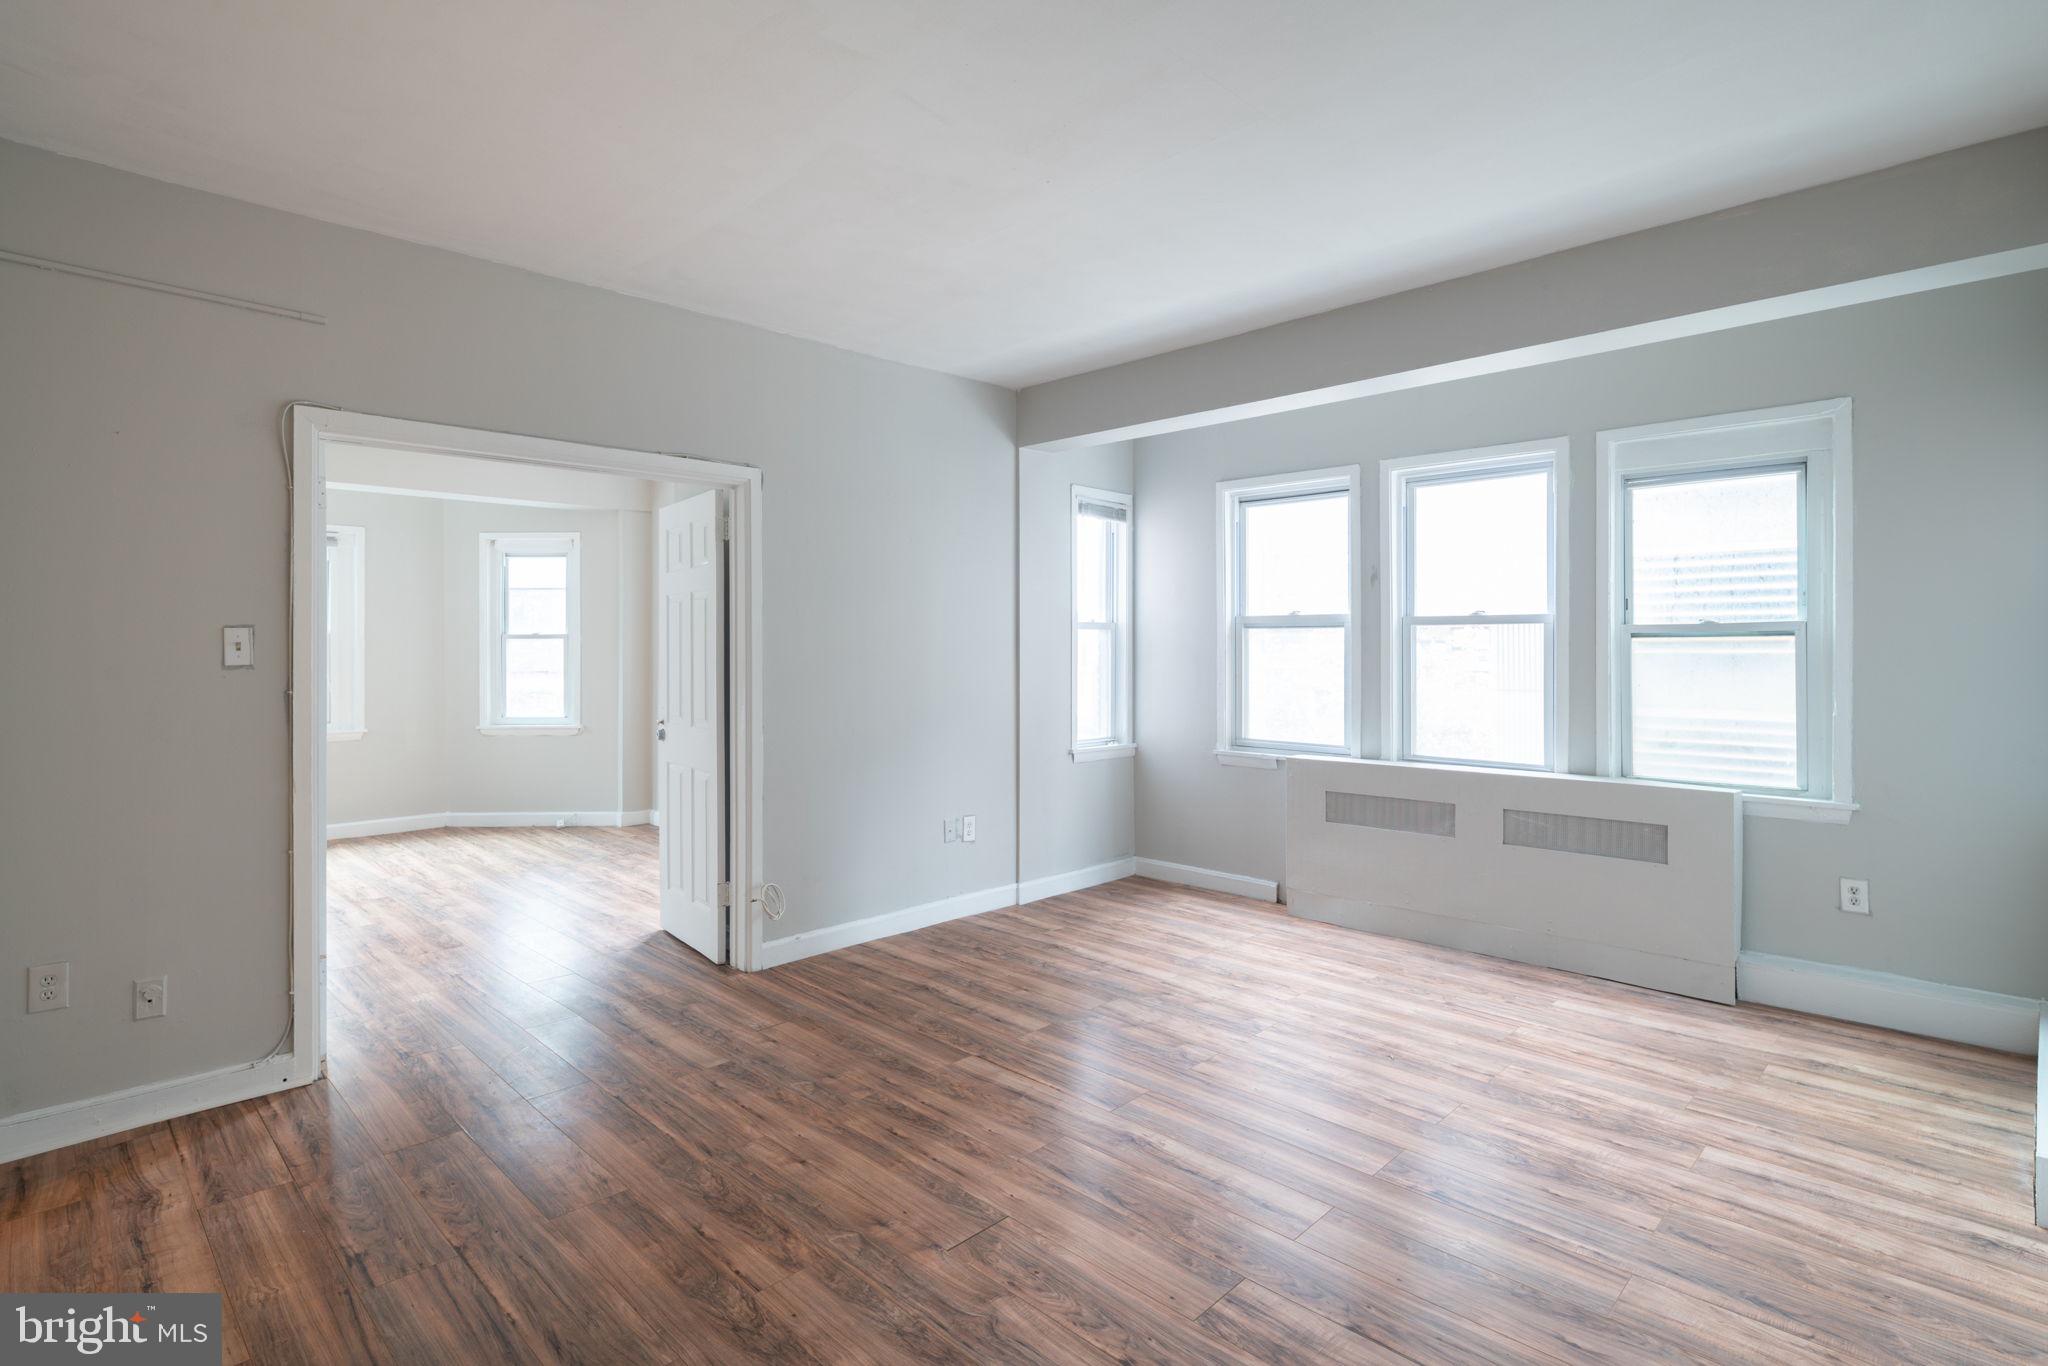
[327,728,366,743]
[1072,744,1136,762]
[1741,794,1858,824]
[1213,748,1348,769]
[478,724,584,737]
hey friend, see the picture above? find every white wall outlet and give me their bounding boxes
[943,817,960,844]
[222,625,255,668]
[134,975,168,1020]
[961,814,977,843]
[1839,878,1870,914]
[28,962,69,1013]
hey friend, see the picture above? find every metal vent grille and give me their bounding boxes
[1503,809,1669,864]
[1325,790,1456,837]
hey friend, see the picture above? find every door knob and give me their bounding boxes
[656,721,667,740]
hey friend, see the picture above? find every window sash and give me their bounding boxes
[483,537,579,728]
[1073,489,1131,749]
[1618,461,1809,795]
[1227,480,1354,754]
[1388,454,1560,770]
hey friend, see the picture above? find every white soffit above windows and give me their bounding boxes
[2,2,2047,389]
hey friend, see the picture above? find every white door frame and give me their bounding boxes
[289,405,767,1075]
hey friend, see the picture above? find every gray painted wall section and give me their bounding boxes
[1135,272,2048,998]
[325,490,652,825]
[0,139,1016,1116]
[1022,128,2048,448]
[1019,442,1137,882]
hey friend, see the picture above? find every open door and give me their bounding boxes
[657,490,725,962]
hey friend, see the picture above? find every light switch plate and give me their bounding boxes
[222,625,255,669]
[135,975,168,1020]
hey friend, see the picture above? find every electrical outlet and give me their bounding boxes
[943,817,960,844]
[961,814,977,843]
[28,962,69,1013]
[134,975,168,1020]
[1839,878,1869,915]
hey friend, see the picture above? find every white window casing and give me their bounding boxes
[1596,399,1852,816]
[326,524,366,739]
[479,532,583,734]
[1216,466,1363,760]
[1379,438,1567,773]
[1072,486,1134,758]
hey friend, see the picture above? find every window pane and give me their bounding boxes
[504,637,567,719]
[1243,493,1347,616]
[1074,515,1111,623]
[1630,635,1797,789]
[1629,469,1799,623]
[1075,627,1112,743]
[1242,626,1344,748]
[508,586,566,635]
[1410,470,1549,616]
[1410,623,1546,766]
[506,553,567,589]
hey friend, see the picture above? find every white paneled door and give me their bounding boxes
[657,491,725,962]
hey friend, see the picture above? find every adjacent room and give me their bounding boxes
[3,3,2046,1362]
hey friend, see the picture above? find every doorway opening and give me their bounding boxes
[288,406,763,1078]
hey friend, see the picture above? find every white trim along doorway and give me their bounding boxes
[289,405,767,1081]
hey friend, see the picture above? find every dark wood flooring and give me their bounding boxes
[2,825,2042,1363]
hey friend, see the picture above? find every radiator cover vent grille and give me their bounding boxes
[1326,790,1456,837]
[1503,808,1669,864]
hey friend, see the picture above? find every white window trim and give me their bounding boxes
[1595,398,1853,816]
[1215,465,1363,761]
[326,524,366,740]
[1071,485,1135,759]
[479,531,583,734]
[1378,438,1568,774]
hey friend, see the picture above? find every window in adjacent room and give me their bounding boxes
[481,533,581,733]
[1218,467,1360,756]
[326,524,366,739]
[1072,487,1134,758]
[1597,399,1851,808]
[1381,440,1564,770]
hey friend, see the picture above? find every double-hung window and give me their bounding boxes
[1381,440,1564,770]
[480,533,581,733]
[326,525,366,739]
[1218,467,1360,756]
[1072,487,1133,758]
[1597,400,1851,810]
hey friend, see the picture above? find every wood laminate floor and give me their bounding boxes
[3,825,2042,1363]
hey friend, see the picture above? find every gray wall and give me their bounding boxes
[325,490,445,824]
[0,139,1015,1117]
[1135,271,2048,999]
[324,491,655,826]
[1019,443,1137,883]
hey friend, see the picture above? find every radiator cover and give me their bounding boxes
[1286,759,1741,1002]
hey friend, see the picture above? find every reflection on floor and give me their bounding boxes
[2,824,2041,1363]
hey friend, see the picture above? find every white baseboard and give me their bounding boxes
[0,1055,305,1164]
[759,882,1019,969]
[1292,889,1735,1003]
[328,809,653,840]
[1133,857,1279,902]
[1018,857,1138,905]
[1737,951,2042,1055]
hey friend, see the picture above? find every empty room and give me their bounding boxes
[2,3,2046,1363]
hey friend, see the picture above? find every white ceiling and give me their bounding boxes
[3,2,2046,388]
